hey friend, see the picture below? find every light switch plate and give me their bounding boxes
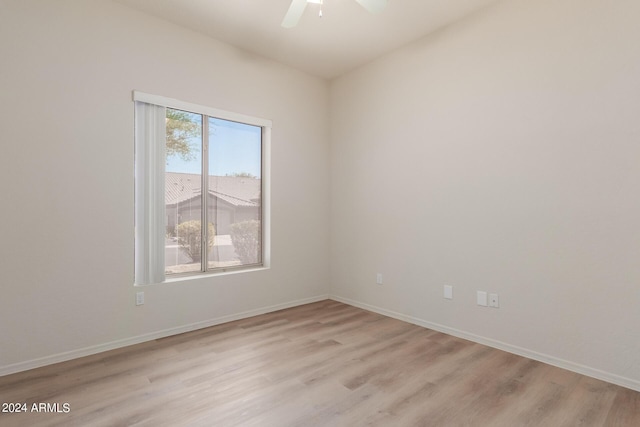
[477,291,488,307]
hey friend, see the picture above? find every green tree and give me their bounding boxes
[177,221,215,263]
[166,109,200,161]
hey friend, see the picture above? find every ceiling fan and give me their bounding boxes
[282,0,388,28]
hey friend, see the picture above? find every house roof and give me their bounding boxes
[166,172,260,208]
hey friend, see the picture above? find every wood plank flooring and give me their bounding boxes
[1,300,639,426]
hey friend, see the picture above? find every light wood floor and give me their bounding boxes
[1,300,639,426]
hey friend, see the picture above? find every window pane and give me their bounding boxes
[207,118,262,269]
[165,109,203,275]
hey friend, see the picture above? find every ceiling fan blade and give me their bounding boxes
[354,0,387,14]
[282,0,308,28]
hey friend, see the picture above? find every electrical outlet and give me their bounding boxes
[136,291,144,306]
[489,293,499,308]
[376,273,383,285]
[444,285,453,299]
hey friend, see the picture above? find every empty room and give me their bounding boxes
[1,0,639,425]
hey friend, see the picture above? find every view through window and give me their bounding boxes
[164,108,262,275]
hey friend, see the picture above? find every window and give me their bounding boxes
[134,92,271,285]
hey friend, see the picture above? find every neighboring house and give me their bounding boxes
[166,172,261,235]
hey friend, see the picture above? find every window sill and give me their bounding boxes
[135,265,270,287]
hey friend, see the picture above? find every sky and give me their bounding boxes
[166,115,262,178]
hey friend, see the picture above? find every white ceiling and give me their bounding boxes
[114,0,501,79]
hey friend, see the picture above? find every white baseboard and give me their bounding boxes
[330,295,640,393]
[0,295,329,377]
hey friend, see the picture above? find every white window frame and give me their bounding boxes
[134,91,271,285]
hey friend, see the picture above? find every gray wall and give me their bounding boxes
[329,0,640,389]
[0,0,329,372]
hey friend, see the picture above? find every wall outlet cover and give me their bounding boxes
[477,291,488,307]
[444,285,453,299]
[489,293,499,308]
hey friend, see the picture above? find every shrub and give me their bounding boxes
[177,220,215,263]
[230,220,261,265]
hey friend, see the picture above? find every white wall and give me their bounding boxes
[330,0,640,389]
[2,0,639,393]
[0,0,329,372]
